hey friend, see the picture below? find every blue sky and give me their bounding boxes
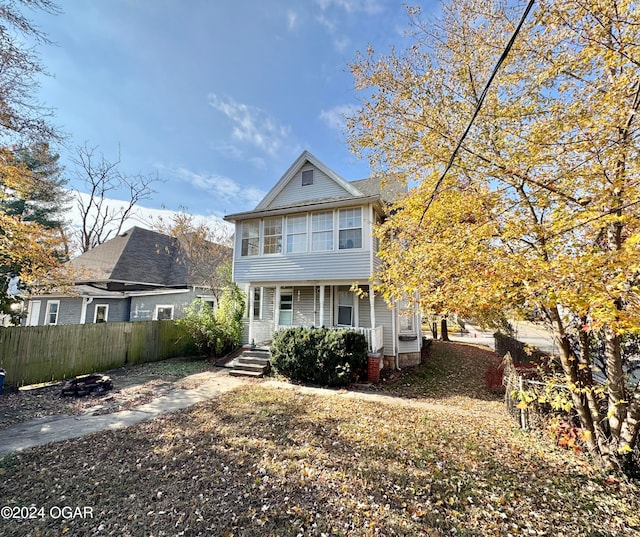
[30,0,439,222]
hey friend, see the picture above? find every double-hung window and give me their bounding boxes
[253,287,262,319]
[312,211,333,251]
[338,208,362,249]
[94,304,109,323]
[263,217,282,255]
[46,300,60,325]
[241,220,259,256]
[155,305,174,320]
[399,298,415,334]
[279,290,293,325]
[286,215,307,253]
[337,289,353,326]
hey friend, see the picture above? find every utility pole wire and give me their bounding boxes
[420,0,536,224]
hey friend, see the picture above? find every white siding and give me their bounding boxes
[266,165,352,209]
[292,286,315,326]
[375,299,395,355]
[358,289,371,329]
[234,250,372,283]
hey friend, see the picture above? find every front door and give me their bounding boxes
[278,290,293,326]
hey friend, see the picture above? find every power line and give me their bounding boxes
[420,0,536,223]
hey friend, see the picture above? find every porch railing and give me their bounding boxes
[275,325,383,354]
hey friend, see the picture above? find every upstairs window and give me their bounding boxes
[241,220,259,256]
[338,207,362,249]
[286,215,308,253]
[263,217,283,254]
[302,169,314,186]
[312,211,333,251]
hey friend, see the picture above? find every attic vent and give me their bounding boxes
[302,169,313,186]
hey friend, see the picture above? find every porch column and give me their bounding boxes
[319,284,325,328]
[274,285,281,327]
[248,285,255,345]
[353,288,359,328]
[369,287,376,329]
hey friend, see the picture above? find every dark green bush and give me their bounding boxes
[270,327,368,387]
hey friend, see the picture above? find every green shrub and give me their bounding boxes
[270,327,367,387]
[178,285,245,357]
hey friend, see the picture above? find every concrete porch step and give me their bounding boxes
[228,346,271,378]
[232,362,267,373]
[229,369,266,378]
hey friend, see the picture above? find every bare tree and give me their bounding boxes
[72,143,159,252]
[0,0,60,147]
[151,210,233,300]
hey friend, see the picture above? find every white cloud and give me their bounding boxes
[319,104,356,132]
[314,0,384,15]
[167,166,266,208]
[314,0,382,51]
[208,93,292,158]
[287,10,298,30]
[65,190,232,256]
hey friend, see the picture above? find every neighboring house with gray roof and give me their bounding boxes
[23,226,230,326]
[224,150,422,368]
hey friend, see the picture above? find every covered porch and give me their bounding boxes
[244,283,386,354]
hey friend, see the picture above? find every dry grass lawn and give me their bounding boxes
[0,342,638,536]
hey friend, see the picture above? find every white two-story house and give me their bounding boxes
[224,151,422,368]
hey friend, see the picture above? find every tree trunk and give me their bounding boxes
[548,307,612,465]
[431,322,438,339]
[440,318,449,341]
[604,326,627,440]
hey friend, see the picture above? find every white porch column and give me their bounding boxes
[369,287,376,329]
[274,285,281,327]
[319,284,325,327]
[248,285,255,345]
[353,288,360,328]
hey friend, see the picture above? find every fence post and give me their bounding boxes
[518,375,528,431]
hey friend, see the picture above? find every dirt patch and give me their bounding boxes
[0,356,214,429]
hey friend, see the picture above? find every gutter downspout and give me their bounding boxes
[392,302,400,370]
[80,296,93,324]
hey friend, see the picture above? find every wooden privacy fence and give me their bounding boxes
[0,321,195,387]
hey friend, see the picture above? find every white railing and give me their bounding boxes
[275,325,383,353]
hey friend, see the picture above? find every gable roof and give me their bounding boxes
[70,227,188,287]
[254,151,362,211]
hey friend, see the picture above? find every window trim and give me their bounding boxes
[262,216,283,255]
[94,304,109,323]
[336,288,354,327]
[45,300,60,325]
[286,214,308,254]
[241,220,260,257]
[311,210,334,252]
[154,305,174,321]
[301,169,314,186]
[398,297,416,335]
[278,288,293,326]
[338,207,363,250]
[253,287,263,320]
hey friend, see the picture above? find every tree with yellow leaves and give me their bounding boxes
[0,1,67,320]
[349,0,640,472]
